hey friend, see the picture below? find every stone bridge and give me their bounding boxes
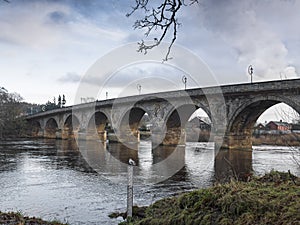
[26,79,300,150]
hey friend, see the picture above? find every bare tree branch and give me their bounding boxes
[127,0,198,61]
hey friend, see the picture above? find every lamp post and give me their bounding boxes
[137,84,141,95]
[248,65,254,84]
[182,75,187,90]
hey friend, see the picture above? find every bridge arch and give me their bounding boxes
[226,95,300,150]
[162,103,212,145]
[87,111,110,141]
[63,114,80,139]
[30,120,42,137]
[117,106,148,143]
[45,118,59,139]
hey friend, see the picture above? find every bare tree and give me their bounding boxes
[275,105,300,168]
[127,0,198,61]
[275,106,300,124]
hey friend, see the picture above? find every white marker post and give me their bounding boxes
[127,158,135,218]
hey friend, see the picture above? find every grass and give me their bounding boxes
[252,133,300,146]
[114,170,300,225]
[0,211,68,225]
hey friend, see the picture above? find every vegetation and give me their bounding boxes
[0,87,28,138]
[252,133,300,146]
[0,211,67,225]
[0,86,64,138]
[113,171,300,225]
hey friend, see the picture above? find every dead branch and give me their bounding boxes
[127,0,198,61]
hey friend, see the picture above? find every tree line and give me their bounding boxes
[0,87,28,138]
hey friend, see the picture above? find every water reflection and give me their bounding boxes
[59,139,254,185]
[0,139,299,224]
[73,140,187,185]
[215,149,253,182]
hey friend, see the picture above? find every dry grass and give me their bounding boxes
[117,171,300,225]
[252,133,300,146]
[0,211,67,225]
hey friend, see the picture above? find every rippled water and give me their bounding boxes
[0,139,299,224]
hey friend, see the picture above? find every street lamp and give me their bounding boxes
[182,75,187,90]
[248,65,254,84]
[137,84,141,95]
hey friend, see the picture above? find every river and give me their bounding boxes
[0,138,299,224]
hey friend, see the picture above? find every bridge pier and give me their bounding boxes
[117,129,140,143]
[35,130,44,138]
[86,130,107,142]
[162,128,186,146]
[55,130,62,139]
[221,132,252,150]
[62,128,79,140]
[151,127,186,146]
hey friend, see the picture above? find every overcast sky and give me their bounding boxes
[1,0,299,121]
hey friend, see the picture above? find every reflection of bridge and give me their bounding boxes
[26,79,300,150]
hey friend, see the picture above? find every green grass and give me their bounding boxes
[0,211,68,225]
[117,171,300,225]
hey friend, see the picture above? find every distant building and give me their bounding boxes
[253,123,266,135]
[186,116,212,142]
[186,116,211,131]
[265,120,291,134]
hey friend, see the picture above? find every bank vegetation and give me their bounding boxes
[0,211,67,225]
[113,171,300,225]
[0,87,28,138]
[252,133,300,146]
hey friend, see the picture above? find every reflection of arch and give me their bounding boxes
[118,107,147,143]
[227,95,300,150]
[87,111,110,141]
[45,118,58,139]
[63,115,80,139]
[31,121,41,137]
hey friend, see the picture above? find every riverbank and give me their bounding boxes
[252,133,300,146]
[0,211,67,225]
[113,171,300,225]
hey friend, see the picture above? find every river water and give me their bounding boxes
[0,139,299,224]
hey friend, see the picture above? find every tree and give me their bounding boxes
[127,0,198,61]
[0,87,27,138]
[271,105,300,168]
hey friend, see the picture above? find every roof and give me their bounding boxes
[266,121,290,127]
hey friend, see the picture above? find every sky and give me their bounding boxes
[1,0,300,122]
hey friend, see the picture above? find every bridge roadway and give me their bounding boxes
[26,79,300,150]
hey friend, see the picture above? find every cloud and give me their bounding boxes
[46,10,71,24]
[57,72,81,83]
[0,1,69,47]
[59,62,196,101]
[199,0,299,80]
[0,1,129,49]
